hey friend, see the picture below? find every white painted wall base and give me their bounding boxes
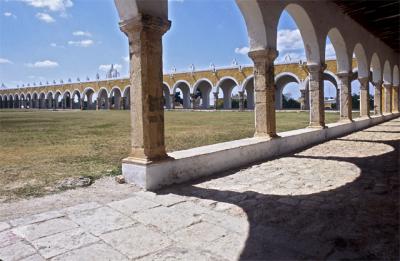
[122,113,400,190]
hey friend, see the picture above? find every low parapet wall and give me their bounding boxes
[122,113,399,190]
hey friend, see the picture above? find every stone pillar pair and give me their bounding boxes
[383,83,392,114]
[306,63,326,128]
[119,14,171,163]
[358,77,370,118]
[392,85,399,113]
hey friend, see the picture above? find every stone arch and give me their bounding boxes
[275,72,301,109]
[32,92,38,109]
[39,92,46,109]
[326,28,350,72]
[98,88,109,110]
[172,80,191,109]
[216,77,240,109]
[82,87,96,110]
[323,71,340,108]
[0,95,3,109]
[20,93,25,108]
[122,86,130,110]
[46,92,54,109]
[383,60,392,84]
[54,90,63,109]
[284,3,320,63]
[26,93,32,109]
[243,76,255,109]
[353,43,369,78]
[13,93,20,109]
[370,53,382,83]
[63,90,72,109]
[110,86,123,110]
[193,79,213,109]
[72,90,81,109]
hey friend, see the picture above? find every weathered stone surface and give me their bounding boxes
[100,225,172,259]
[68,206,135,236]
[32,228,99,259]
[0,222,10,232]
[9,210,64,227]
[132,206,200,233]
[61,202,102,215]
[135,191,187,207]
[172,222,229,249]
[52,243,128,261]
[108,196,160,215]
[0,230,21,248]
[20,254,46,261]
[0,241,36,261]
[13,218,78,241]
[139,247,226,261]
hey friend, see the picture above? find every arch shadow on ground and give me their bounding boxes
[160,119,400,260]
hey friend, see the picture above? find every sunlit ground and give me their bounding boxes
[0,110,356,200]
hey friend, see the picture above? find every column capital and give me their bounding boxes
[372,80,383,87]
[383,83,392,88]
[248,48,278,63]
[119,14,171,37]
[336,71,352,79]
[306,62,327,73]
[358,77,369,88]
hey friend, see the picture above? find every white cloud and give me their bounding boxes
[73,31,92,37]
[99,64,122,72]
[123,56,129,62]
[0,58,12,64]
[234,46,249,55]
[36,12,55,23]
[22,0,73,12]
[4,12,16,18]
[50,43,57,47]
[275,29,306,63]
[26,60,59,68]
[68,39,94,47]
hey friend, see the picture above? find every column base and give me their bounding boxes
[307,124,327,129]
[254,133,281,140]
[339,118,353,123]
[122,156,173,190]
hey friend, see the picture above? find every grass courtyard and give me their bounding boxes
[0,109,349,201]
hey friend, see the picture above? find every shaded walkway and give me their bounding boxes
[0,118,399,260]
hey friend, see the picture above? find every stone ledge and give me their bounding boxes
[122,113,400,190]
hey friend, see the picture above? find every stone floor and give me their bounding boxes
[1,118,399,260]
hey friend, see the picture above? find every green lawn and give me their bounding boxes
[0,109,348,201]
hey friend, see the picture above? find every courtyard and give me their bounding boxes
[0,110,353,201]
[0,118,398,260]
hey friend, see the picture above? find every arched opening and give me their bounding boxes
[172,81,191,109]
[26,93,31,109]
[20,94,25,109]
[0,95,3,109]
[163,83,171,109]
[370,53,382,115]
[323,72,339,111]
[352,44,370,118]
[216,77,239,110]
[54,91,62,109]
[242,76,255,110]
[97,88,109,110]
[46,92,54,109]
[193,79,212,109]
[14,94,20,109]
[82,88,96,110]
[72,90,81,109]
[32,93,38,109]
[122,86,130,110]
[39,93,46,109]
[110,87,122,110]
[275,73,301,110]
[63,91,72,109]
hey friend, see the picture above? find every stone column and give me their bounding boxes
[190,94,196,109]
[119,14,171,163]
[392,85,399,113]
[337,71,352,122]
[373,81,383,115]
[383,83,392,114]
[306,63,326,128]
[169,94,175,109]
[238,91,244,111]
[299,89,306,110]
[213,92,218,110]
[336,88,340,111]
[248,48,278,138]
[359,77,370,118]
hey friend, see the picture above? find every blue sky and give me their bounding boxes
[0,0,364,98]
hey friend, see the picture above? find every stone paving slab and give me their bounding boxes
[32,228,99,259]
[13,218,78,241]
[100,225,172,259]
[0,118,399,260]
[67,206,136,236]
